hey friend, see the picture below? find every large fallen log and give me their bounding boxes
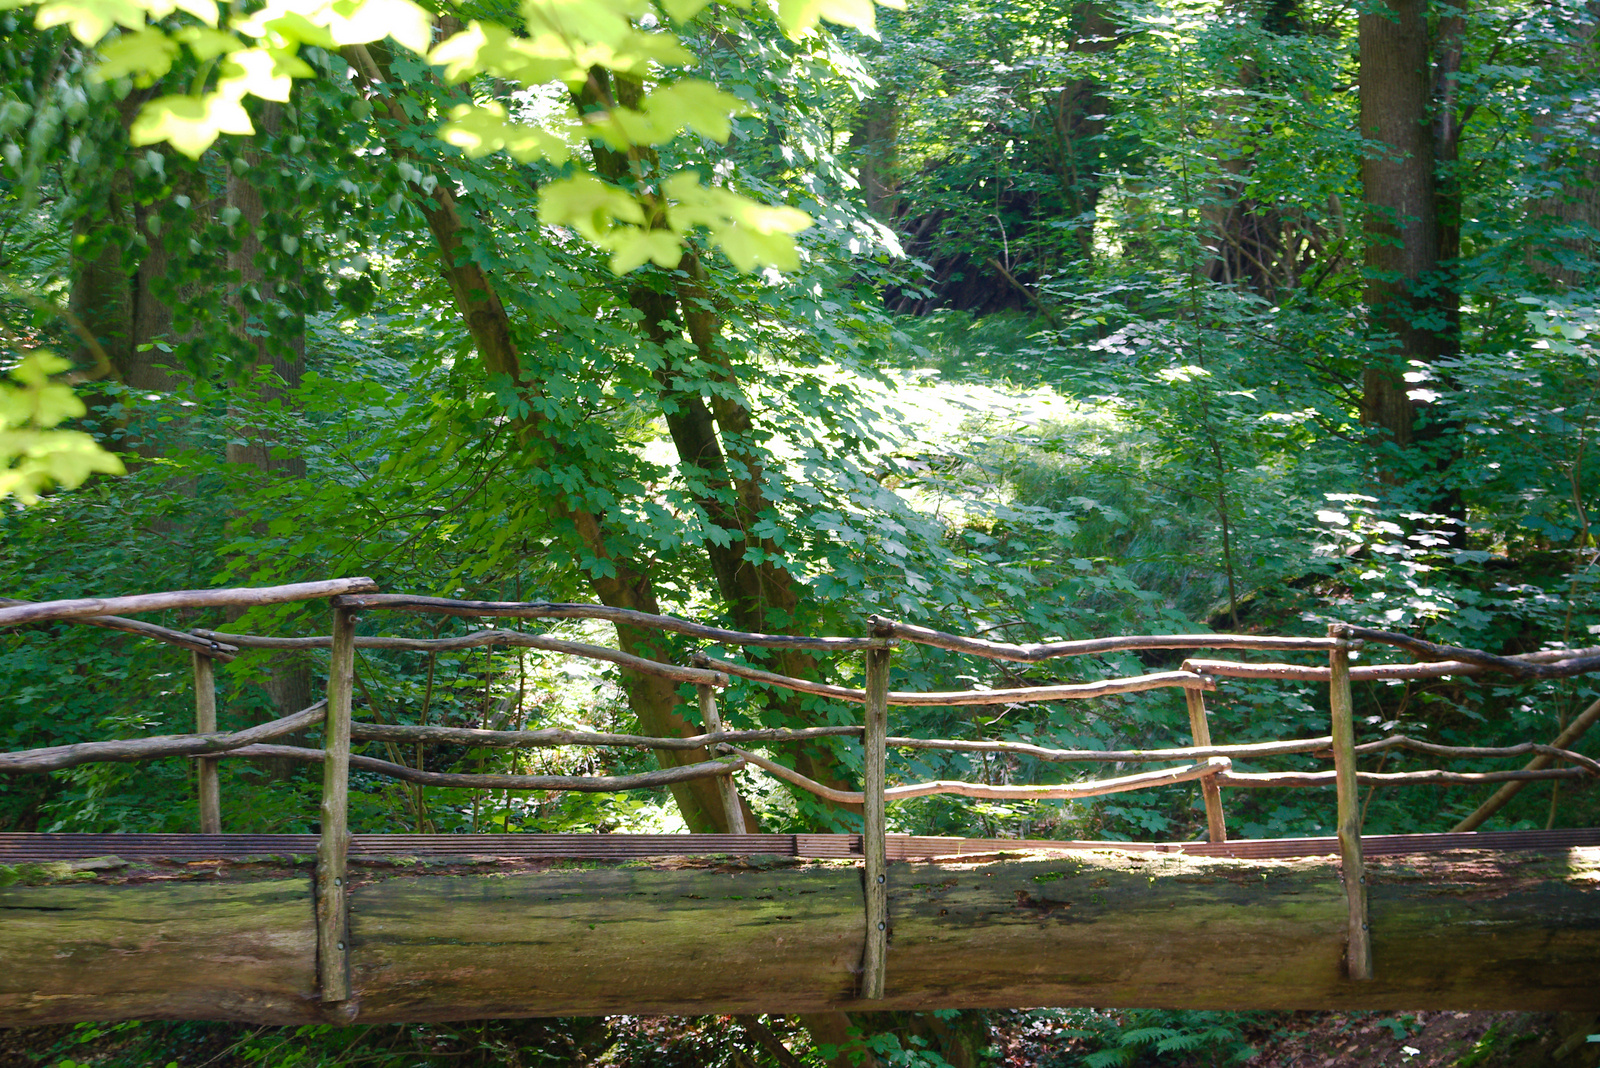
[1,846,1596,1025]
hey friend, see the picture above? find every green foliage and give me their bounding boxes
[0,349,124,503]
[1046,1009,1258,1068]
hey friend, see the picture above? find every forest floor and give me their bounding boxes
[2,1010,1597,1067]
[991,1010,1600,1068]
[1239,1011,1600,1068]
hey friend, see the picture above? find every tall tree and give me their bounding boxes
[1357,0,1454,468]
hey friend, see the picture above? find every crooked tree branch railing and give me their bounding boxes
[6,582,1600,1002]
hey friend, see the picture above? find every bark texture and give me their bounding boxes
[2,847,1597,1025]
[1358,0,1451,453]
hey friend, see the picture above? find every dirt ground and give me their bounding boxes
[1237,1011,1600,1068]
[1,1010,1597,1067]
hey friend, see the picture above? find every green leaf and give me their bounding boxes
[173,24,243,60]
[662,171,810,271]
[538,172,645,243]
[128,86,253,157]
[643,79,748,142]
[775,0,890,38]
[92,26,181,84]
[439,102,572,163]
[32,0,148,44]
[218,46,312,102]
[325,0,433,54]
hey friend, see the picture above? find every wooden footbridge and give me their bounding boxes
[3,579,1599,1025]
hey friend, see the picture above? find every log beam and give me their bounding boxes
[1,847,1596,1025]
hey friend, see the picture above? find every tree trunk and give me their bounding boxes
[2,847,1597,1025]
[852,94,899,222]
[1358,0,1452,455]
[1525,3,1600,287]
[344,46,741,833]
[224,101,317,755]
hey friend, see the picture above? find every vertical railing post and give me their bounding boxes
[317,603,357,1008]
[192,650,221,835]
[1183,684,1227,843]
[860,631,891,1000]
[1328,623,1372,980]
[696,679,747,834]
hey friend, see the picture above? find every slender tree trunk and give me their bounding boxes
[345,46,737,832]
[1358,0,1458,503]
[223,101,316,765]
[1525,3,1600,287]
[851,95,899,222]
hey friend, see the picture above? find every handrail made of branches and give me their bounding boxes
[721,747,1235,805]
[193,628,728,686]
[328,593,892,652]
[0,578,378,630]
[223,743,748,792]
[0,701,327,773]
[699,652,1214,704]
[0,598,241,660]
[1185,649,1600,684]
[1341,625,1600,680]
[871,617,1341,662]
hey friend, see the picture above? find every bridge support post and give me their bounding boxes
[696,682,747,834]
[316,604,357,1009]
[192,651,221,834]
[1183,686,1227,843]
[1329,624,1371,980]
[861,636,891,1000]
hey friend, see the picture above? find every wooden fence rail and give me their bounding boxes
[7,578,1600,1002]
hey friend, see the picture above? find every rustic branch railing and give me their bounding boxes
[6,578,1600,1002]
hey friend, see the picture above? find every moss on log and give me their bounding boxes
[1,848,1596,1025]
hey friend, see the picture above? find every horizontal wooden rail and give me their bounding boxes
[721,746,1232,804]
[871,617,1340,662]
[1185,649,1600,682]
[1353,735,1600,774]
[702,654,1214,704]
[224,743,748,791]
[1344,625,1600,680]
[1216,767,1593,788]
[884,735,1335,762]
[0,702,327,773]
[329,594,891,651]
[193,628,728,686]
[0,579,377,629]
[0,598,240,660]
[350,721,862,750]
